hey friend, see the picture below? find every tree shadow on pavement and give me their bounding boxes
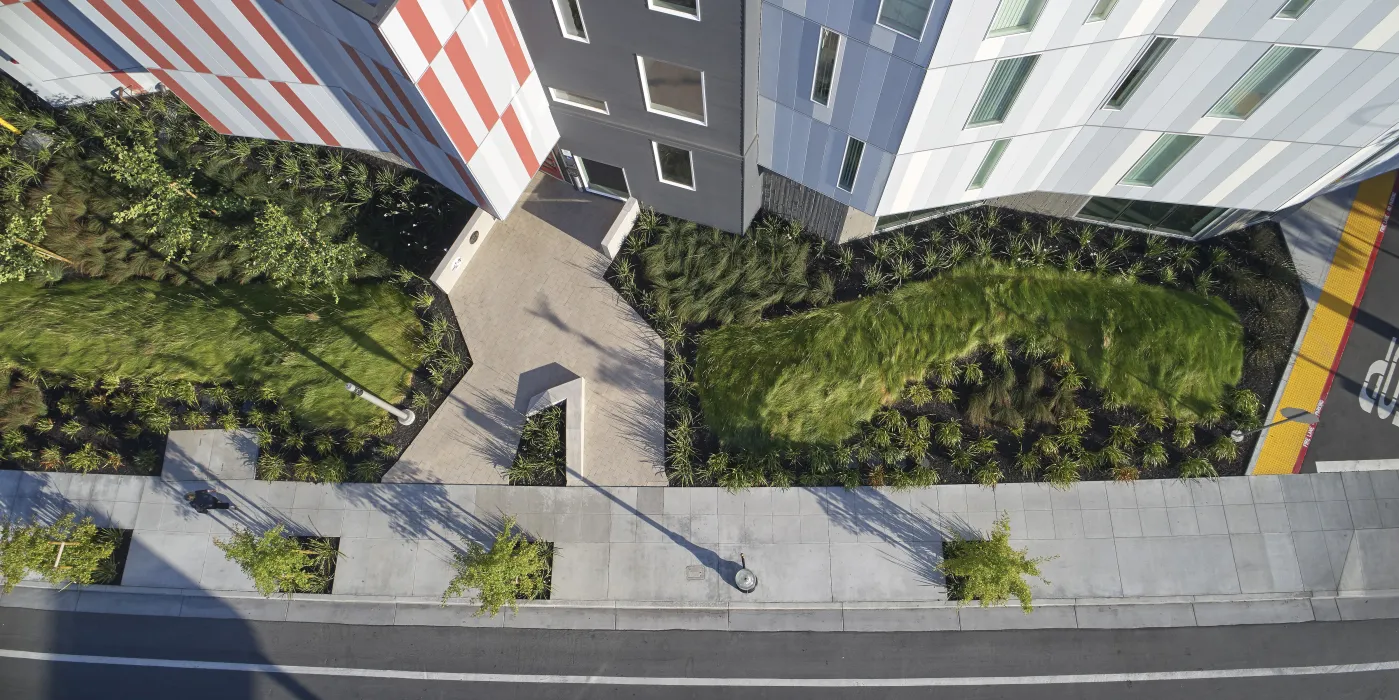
[814,488,979,588]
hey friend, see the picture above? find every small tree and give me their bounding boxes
[442,516,550,617]
[214,525,334,597]
[0,514,117,593]
[0,195,60,283]
[100,138,203,260]
[239,202,364,300]
[939,513,1052,613]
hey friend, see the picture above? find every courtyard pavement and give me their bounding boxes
[2,431,1396,613]
[388,175,666,486]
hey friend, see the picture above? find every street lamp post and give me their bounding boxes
[1231,407,1318,443]
[345,382,416,426]
[734,553,758,594]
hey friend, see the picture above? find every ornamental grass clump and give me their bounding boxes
[696,266,1243,450]
[214,525,338,597]
[442,516,551,617]
[939,514,1053,613]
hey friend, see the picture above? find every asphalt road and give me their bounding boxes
[0,608,1396,699]
[1304,180,1399,472]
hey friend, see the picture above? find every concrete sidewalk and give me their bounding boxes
[2,464,1396,612]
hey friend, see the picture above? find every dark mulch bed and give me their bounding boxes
[293,535,339,595]
[607,207,1305,487]
[99,528,133,586]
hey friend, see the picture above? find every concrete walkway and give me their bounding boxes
[3,452,1397,611]
[388,175,666,486]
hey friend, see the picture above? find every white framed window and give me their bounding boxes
[966,54,1038,128]
[652,142,696,190]
[551,0,588,42]
[1078,197,1228,237]
[1103,37,1174,110]
[1120,133,1201,187]
[1086,0,1119,22]
[876,0,934,40]
[548,87,608,114]
[811,28,843,107]
[637,55,707,125]
[1206,45,1319,119]
[987,0,1047,38]
[837,136,864,193]
[576,156,630,200]
[648,0,699,20]
[1274,0,1315,19]
[968,139,1010,190]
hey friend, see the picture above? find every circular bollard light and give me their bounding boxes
[735,567,758,593]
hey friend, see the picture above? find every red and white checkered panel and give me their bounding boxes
[0,0,157,103]
[0,0,555,217]
[379,0,553,216]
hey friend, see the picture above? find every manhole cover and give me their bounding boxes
[685,565,705,580]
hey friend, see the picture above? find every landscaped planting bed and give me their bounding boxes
[0,78,470,482]
[509,404,567,486]
[608,208,1304,488]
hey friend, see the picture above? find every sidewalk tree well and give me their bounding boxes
[442,516,552,617]
[0,513,119,593]
[214,524,340,597]
[940,513,1053,613]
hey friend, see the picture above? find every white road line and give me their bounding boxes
[0,649,1396,686]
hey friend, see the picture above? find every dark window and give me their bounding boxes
[837,137,864,192]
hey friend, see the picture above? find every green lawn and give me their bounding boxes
[695,266,1244,450]
[0,279,420,429]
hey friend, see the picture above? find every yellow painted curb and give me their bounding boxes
[1253,173,1398,474]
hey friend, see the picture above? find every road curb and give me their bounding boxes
[6,584,1398,631]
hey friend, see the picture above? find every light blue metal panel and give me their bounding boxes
[766,0,949,68]
[846,46,889,144]
[758,3,786,100]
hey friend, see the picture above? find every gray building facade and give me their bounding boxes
[513,0,761,234]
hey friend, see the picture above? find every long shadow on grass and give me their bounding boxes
[113,233,397,397]
[814,488,979,590]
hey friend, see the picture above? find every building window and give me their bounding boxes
[1078,197,1228,236]
[551,0,588,42]
[576,156,630,200]
[988,0,1047,38]
[1121,133,1201,187]
[1104,37,1174,110]
[876,0,934,40]
[1086,0,1119,22]
[653,142,695,189]
[649,0,699,19]
[637,56,707,125]
[966,54,1039,128]
[811,28,842,107]
[968,139,1010,190]
[1207,45,1318,119]
[548,87,608,114]
[837,137,864,192]
[1274,0,1315,19]
[874,204,976,233]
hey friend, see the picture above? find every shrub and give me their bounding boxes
[442,516,551,617]
[509,405,566,486]
[0,514,117,593]
[940,514,1052,612]
[696,267,1242,450]
[213,525,337,597]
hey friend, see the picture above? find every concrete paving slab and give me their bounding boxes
[1192,599,1314,626]
[74,589,184,617]
[1133,480,1165,508]
[161,430,257,483]
[392,602,504,627]
[614,604,729,630]
[122,532,214,589]
[286,600,398,625]
[1336,594,1399,620]
[604,543,723,602]
[1230,533,1305,593]
[1292,531,1341,591]
[502,604,618,629]
[839,603,962,631]
[1081,509,1114,538]
[408,540,459,598]
[178,594,288,621]
[717,544,833,603]
[1116,536,1241,596]
[334,539,418,596]
[959,604,1078,630]
[1338,528,1399,590]
[727,606,844,632]
[551,543,611,600]
[1075,602,1196,628]
[1019,538,1123,598]
[1311,596,1342,621]
[1350,499,1383,529]
[828,543,943,601]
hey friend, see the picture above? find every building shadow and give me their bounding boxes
[519,175,622,252]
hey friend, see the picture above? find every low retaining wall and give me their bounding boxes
[7,583,1396,631]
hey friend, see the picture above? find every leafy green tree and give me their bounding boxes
[214,524,336,597]
[939,513,1052,613]
[0,514,117,593]
[442,516,551,616]
[0,195,58,282]
[240,202,364,300]
[99,138,203,259]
